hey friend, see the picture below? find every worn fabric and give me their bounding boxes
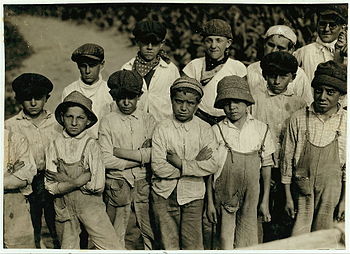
[204,53,229,72]
[107,69,143,95]
[133,20,166,42]
[151,189,204,250]
[151,116,221,205]
[291,109,343,235]
[171,76,203,98]
[12,73,53,96]
[264,25,297,45]
[122,57,180,122]
[201,19,233,39]
[99,107,156,186]
[251,89,307,167]
[45,130,105,194]
[247,61,313,105]
[133,53,161,77]
[62,77,113,139]
[281,104,346,184]
[71,43,104,62]
[183,57,247,117]
[260,51,298,75]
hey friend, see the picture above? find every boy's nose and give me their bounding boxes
[31,98,37,106]
[147,43,153,49]
[124,98,129,105]
[210,41,217,48]
[85,65,91,74]
[180,102,187,111]
[320,90,328,99]
[72,117,77,126]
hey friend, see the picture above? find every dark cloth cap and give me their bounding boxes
[319,4,348,23]
[171,76,204,98]
[55,91,98,129]
[12,73,53,97]
[71,43,104,63]
[261,51,298,76]
[215,75,254,109]
[201,19,233,39]
[133,20,167,43]
[108,70,143,98]
[312,60,347,93]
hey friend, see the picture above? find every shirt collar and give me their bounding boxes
[315,36,337,53]
[16,109,52,120]
[78,74,103,89]
[222,113,254,129]
[114,105,141,121]
[128,57,169,69]
[62,129,87,139]
[172,116,196,132]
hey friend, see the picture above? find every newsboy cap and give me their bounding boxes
[71,43,104,63]
[12,73,53,98]
[55,91,98,129]
[133,20,167,43]
[311,60,347,94]
[171,76,203,98]
[319,4,348,23]
[201,19,233,39]
[108,70,143,98]
[265,25,297,45]
[261,51,298,76]
[214,75,254,109]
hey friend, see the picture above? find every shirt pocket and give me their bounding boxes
[54,197,71,222]
[105,178,131,206]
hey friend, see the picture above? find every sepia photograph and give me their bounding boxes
[2,1,348,252]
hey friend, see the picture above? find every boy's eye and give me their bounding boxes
[325,89,337,95]
[267,42,276,48]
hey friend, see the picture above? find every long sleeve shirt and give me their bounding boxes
[250,88,307,167]
[45,130,105,195]
[151,116,221,205]
[4,129,36,196]
[212,115,275,184]
[247,61,313,105]
[62,76,113,139]
[5,110,61,171]
[281,104,347,184]
[183,57,247,117]
[99,107,156,186]
[121,58,180,122]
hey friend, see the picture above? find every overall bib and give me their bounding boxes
[53,138,118,249]
[292,108,343,235]
[214,124,268,249]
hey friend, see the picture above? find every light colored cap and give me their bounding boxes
[265,25,297,45]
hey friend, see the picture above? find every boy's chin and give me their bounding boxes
[175,114,193,123]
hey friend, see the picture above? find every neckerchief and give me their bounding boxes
[316,36,337,54]
[200,53,229,86]
[133,50,171,77]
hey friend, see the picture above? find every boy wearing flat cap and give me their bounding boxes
[99,70,156,250]
[62,43,113,139]
[247,25,313,105]
[281,60,346,235]
[183,19,247,126]
[151,76,221,250]
[121,20,180,122]
[206,75,275,249]
[5,73,61,248]
[44,91,118,249]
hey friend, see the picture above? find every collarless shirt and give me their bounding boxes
[281,104,347,184]
[183,57,247,117]
[45,130,105,195]
[122,58,180,122]
[5,110,61,170]
[99,107,156,187]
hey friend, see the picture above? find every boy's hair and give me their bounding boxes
[261,51,298,77]
[170,87,202,103]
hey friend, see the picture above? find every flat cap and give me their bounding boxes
[261,51,298,76]
[71,43,104,63]
[319,4,348,23]
[312,60,347,93]
[201,19,233,39]
[108,70,143,98]
[265,25,297,45]
[133,20,167,43]
[12,73,53,96]
[171,76,203,98]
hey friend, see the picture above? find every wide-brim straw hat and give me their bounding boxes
[55,91,98,129]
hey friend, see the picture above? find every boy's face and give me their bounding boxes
[317,16,342,43]
[171,91,199,123]
[265,73,295,94]
[264,35,292,55]
[138,41,163,62]
[61,106,91,137]
[204,35,232,61]
[22,95,47,118]
[313,84,342,113]
[78,60,104,85]
[115,93,139,115]
[223,99,248,122]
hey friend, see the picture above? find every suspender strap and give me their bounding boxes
[80,137,93,161]
[336,111,344,137]
[53,140,60,159]
[260,124,269,154]
[216,124,234,163]
[306,107,310,140]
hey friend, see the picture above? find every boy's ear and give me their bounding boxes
[100,60,105,70]
[226,38,233,48]
[86,119,92,126]
[60,113,65,124]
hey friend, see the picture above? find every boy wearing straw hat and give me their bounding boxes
[182,19,247,125]
[44,91,118,249]
[151,76,222,250]
[281,60,347,235]
[98,70,156,250]
[206,75,275,249]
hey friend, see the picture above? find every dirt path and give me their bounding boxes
[6,15,137,113]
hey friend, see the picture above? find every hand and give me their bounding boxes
[285,198,296,219]
[336,201,345,222]
[45,170,71,183]
[195,146,213,161]
[166,150,182,169]
[113,147,123,158]
[207,201,217,224]
[142,139,152,148]
[259,201,271,222]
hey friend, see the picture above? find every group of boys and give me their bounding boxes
[4,4,347,250]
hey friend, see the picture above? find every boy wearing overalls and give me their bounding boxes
[4,129,36,248]
[206,75,275,249]
[98,70,156,250]
[282,60,346,235]
[45,91,118,249]
[5,73,61,248]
